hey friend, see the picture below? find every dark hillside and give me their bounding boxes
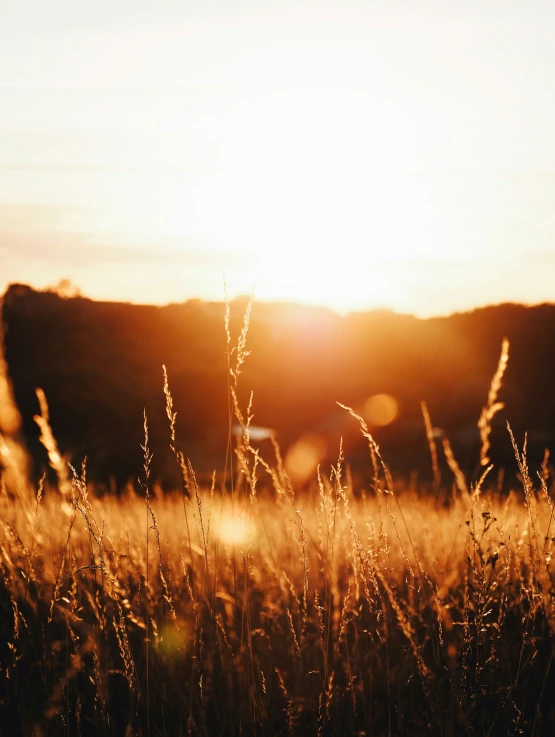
[2,284,555,489]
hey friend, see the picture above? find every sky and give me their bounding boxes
[1,0,555,316]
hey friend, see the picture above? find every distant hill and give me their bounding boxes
[2,283,555,490]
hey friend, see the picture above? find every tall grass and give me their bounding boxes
[1,313,554,736]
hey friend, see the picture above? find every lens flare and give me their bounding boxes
[363,394,398,427]
[218,512,251,546]
[159,620,193,657]
[285,433,327,484]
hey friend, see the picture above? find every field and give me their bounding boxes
[1,313,555,736]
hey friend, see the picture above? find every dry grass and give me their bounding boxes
[2,462,555,736]
[1,314,555,736]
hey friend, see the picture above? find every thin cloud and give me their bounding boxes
[0,235,250,268]
[0,204,253,268]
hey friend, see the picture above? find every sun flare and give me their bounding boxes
[3,1,554,315]
[176,87,443,312]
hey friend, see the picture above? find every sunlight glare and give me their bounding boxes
[176,87,442,312]
[218,512,251,547]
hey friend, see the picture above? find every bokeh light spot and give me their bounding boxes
[159,620,193,657]
[218,512,251,546]
[285,433,327,484]
[363,393,398,427]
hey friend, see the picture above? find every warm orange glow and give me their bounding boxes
[363,393,398,427]
[0,378,21,435]
[2,4,555,316]
[285,433,327,484]
[218,512,251,547]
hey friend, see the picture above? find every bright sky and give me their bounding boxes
[1,0,555,316]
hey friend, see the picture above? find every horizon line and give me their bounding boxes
[3,281,554,322]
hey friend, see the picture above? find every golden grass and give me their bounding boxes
[1,308,554,735]
[2,465,555,735]
[478,338,510,468]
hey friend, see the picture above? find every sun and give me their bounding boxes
[183,86,441,313]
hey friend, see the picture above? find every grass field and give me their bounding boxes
[1,312,555,736]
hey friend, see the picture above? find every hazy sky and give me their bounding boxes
[1,0,555,315]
